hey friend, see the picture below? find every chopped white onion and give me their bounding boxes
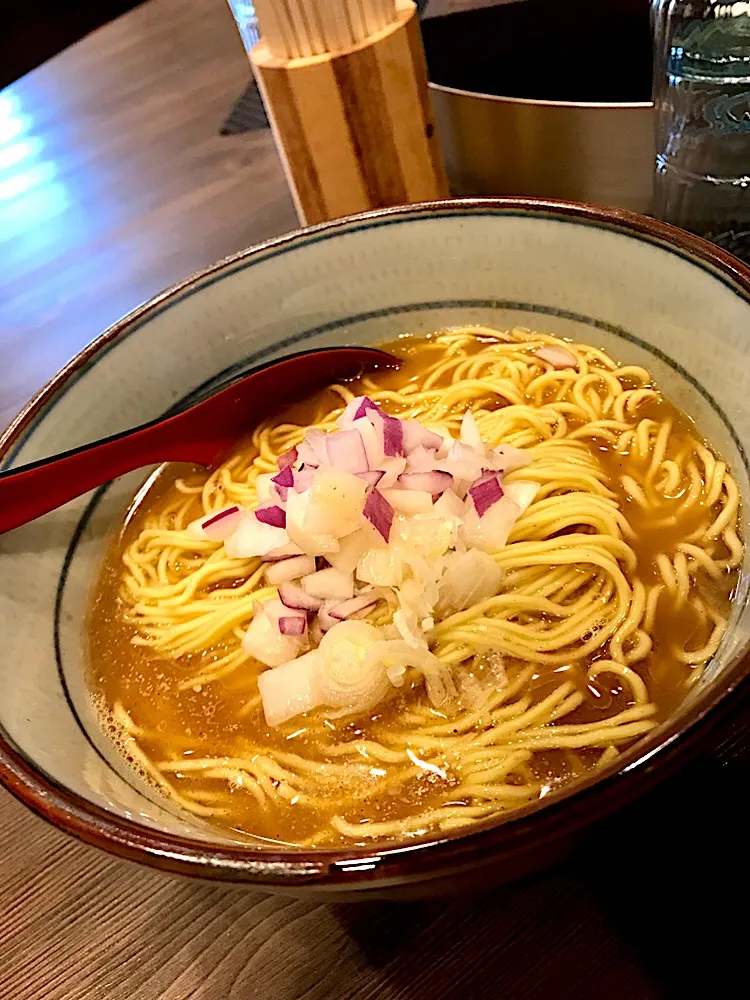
[436,548,504,617]
[301,566,355,600]
[380,488,434,514]
[263,554,316,585]
[225,512,289,559]
[278,581,323,611]
[503,480,539,513]
[242,604,307,667]
[285,488,341,556]
[460,410,484,451]
[188,505,242,542]
[378,455,407,490]
[535,344,577,369]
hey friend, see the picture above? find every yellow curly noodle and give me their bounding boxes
[96,328,742,846]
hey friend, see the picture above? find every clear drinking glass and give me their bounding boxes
[651,1,750,262]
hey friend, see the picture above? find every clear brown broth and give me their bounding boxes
[87,335,740,845]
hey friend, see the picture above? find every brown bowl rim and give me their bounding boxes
[2,196,750,888]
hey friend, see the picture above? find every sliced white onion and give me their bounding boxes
[492,444,532,474]
[301,566,355,600]
[397,471,453,494]
[502,480,539,513]
[329,592,378,620]
[302,468,367,539]
[258,648,324,726]
[285,488,341,556]
[242,604,307,667]
[402,420,443,453]
[264,541,305,562]
[437,441,485,483]
[263,554,316,585]
[325,526,376,575]
[326,428,368,474]
[351,416,385,469]
[461,495,521,553]
[535,344,577,369]
[362,640,456,707]
[432,490,465,520]
[436,548,504,617]
[188,505,242,542]
[380,488,434,514]
[460,410,484,451]
[296,428,329,467]
[378,455,407,489]
[225,512,289,559]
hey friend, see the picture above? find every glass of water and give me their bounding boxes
[651,1,750,263]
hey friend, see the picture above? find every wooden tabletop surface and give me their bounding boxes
[0,2,747,998]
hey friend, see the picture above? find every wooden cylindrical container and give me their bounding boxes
[251,4,449,226]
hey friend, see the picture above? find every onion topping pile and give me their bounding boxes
[189,398,538,726]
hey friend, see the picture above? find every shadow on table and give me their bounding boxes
[330,719,749,1000]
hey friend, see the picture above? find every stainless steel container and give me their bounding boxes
[423,0,655,213]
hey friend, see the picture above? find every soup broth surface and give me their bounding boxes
[88,330,741,846]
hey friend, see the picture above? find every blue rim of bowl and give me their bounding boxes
[1,196,750,888]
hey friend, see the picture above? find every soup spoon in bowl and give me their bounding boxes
[0,346,399,535]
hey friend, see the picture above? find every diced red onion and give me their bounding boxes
[369,409,404,458]
[339,396,379,426]
[405,444,438,473]
[272,465,295,488]
[264,541,305,562]
[277,447,298,470]
[402,421,442,453]
[351,416,384,469]
[326,428,368,474]
[263,554,316,585]
[469,475,504,517]
[297,429,328,467]
[535,345,577,369]
[397,471,453,494]
[357,470,385,489]
[279,614,307,636]
[199,506,242,541]
[329,593,378,620]
[256,505,286,528]
[363,489,394,542]
[278,582,323,611]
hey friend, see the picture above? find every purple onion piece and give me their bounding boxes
[255,505,287,528]
[277,447,298,470]
[329,593,378,620]
[382,413,404,457]
[202,505,240,528]
[278,582,323,611]
[278,615,307,636]
[363,489,393,542]
[468,476,504,518]
[356,470,385,490]
[272,465,295,488]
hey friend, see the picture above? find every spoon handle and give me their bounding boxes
[0,423,169,534]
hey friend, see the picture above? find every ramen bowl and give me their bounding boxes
[1,198,749,899]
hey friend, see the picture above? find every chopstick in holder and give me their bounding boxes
[345,0,369,43]
[280,0,314,58]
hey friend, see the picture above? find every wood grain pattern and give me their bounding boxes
[251,5,448,226]
[1,1,749,997]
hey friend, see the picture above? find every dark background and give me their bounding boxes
[1,0,143,89]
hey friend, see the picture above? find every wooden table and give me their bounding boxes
[0,2,746,997]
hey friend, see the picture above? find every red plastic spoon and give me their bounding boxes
[0,346,399,534]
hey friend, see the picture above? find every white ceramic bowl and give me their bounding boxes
[2,199,749,898]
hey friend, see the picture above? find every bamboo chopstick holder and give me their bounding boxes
[250,2,448,225]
